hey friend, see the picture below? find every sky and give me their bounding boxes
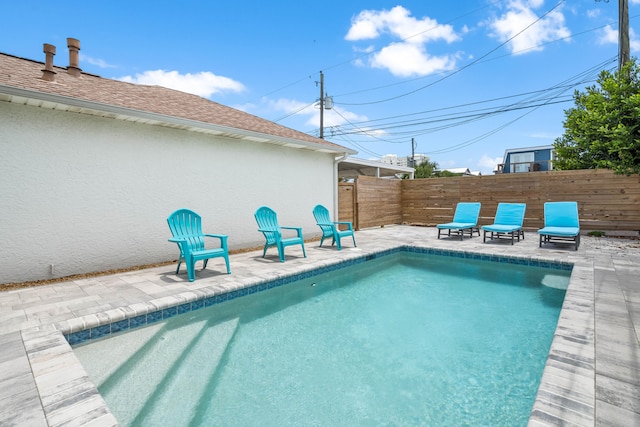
[3,0,640,174]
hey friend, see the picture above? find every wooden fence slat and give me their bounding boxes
[340,170,640,232]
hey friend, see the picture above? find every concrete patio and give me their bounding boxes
[0,225,638,426]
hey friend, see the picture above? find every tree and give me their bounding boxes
[554,59,640,174]
[413,159,439,178]
[433,170,459,178]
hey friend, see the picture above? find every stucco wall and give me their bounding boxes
[0,102,336,284]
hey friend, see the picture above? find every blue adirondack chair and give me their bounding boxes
[167,209,230,282]
[538,201,580,250]
[436,202,481,240]
[255,206,306,262]
[313,204,357,250]
[481,203,527,245]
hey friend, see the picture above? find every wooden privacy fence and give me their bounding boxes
[339,169,640,232]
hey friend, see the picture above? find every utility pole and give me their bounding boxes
[317,71,334,139]
[619,0,630,70]
[319,71,325,139]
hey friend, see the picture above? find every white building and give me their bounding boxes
[380,154,399,165]
[382,153,429,167]
[0,40,356,284]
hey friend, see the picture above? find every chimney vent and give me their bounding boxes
[41,43,57,82]
[66,38,82,77]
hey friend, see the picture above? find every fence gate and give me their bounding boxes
[338,182,357,229]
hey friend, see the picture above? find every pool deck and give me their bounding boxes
[0,225,638,426]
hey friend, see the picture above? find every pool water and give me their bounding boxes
[73,252,568,426]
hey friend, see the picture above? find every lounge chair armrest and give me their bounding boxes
[334,221,353,229]
[203,233,228,241]
[258,228,278,233]
[280,226,303,237]
[316,222,334,226]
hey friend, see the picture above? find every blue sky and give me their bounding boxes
[4,0,640,174]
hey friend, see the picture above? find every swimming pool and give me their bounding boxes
[72,250,569,426]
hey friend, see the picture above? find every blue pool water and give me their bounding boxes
[73,252,568,426]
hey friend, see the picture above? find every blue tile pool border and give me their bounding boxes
[65,246,573,346]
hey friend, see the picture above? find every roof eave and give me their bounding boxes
[0,84,356,155]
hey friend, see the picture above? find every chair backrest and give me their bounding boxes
[494,203,526,226]
[544,202,579,228]
[313,205,332,223]
[452,202,481,224]
[255,206,280,244]
[167,209,205,251]
[313,204,334,235]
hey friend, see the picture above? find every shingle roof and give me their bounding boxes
[0,52,355,154]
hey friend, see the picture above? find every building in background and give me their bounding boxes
[495,145,556,174]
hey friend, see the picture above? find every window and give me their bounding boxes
[510,152,534,173]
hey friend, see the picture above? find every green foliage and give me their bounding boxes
[413,159,439,178]
[433,170,459,178]
[554,59,640,175]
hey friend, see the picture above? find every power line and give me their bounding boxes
[331,57,613,138]
[334,0,567,106]
[331,14,632,101]
[259,0,502,99]
[329,56,615,155]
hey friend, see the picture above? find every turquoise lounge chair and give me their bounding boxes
[255,206,307,262]
[167,209,230,282]
[313,204,357,250]
[436,202,481,240]
[482,203,527,245]
[538,201,580,250]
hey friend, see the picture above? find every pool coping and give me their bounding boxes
[61,246,573,345]
[19,243,590,426]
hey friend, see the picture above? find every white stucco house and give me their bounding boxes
[0,39,356,284]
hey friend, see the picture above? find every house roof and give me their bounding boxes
[338,157,415,179]
[0,51,356,155]
[441,167,471,175]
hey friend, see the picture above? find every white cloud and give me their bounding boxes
[252,97,370,137]
[80,54,116,69]
[477,154,503,174]
[598,25,618,45]
[345,5,461,77]
[489,0,570,55]
[597,25,640,53]
[253,98,376,136]
[319,107,369,129]
[586,9,600,19]
[632,31,640,53]
[371,42,457,77]
[118,70,245,98]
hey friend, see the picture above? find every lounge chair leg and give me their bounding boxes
[224,256,231,274]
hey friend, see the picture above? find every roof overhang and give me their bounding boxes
[338,157,414,179]
[0,84,356,155]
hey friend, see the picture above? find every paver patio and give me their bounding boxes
[0,225,638,426]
